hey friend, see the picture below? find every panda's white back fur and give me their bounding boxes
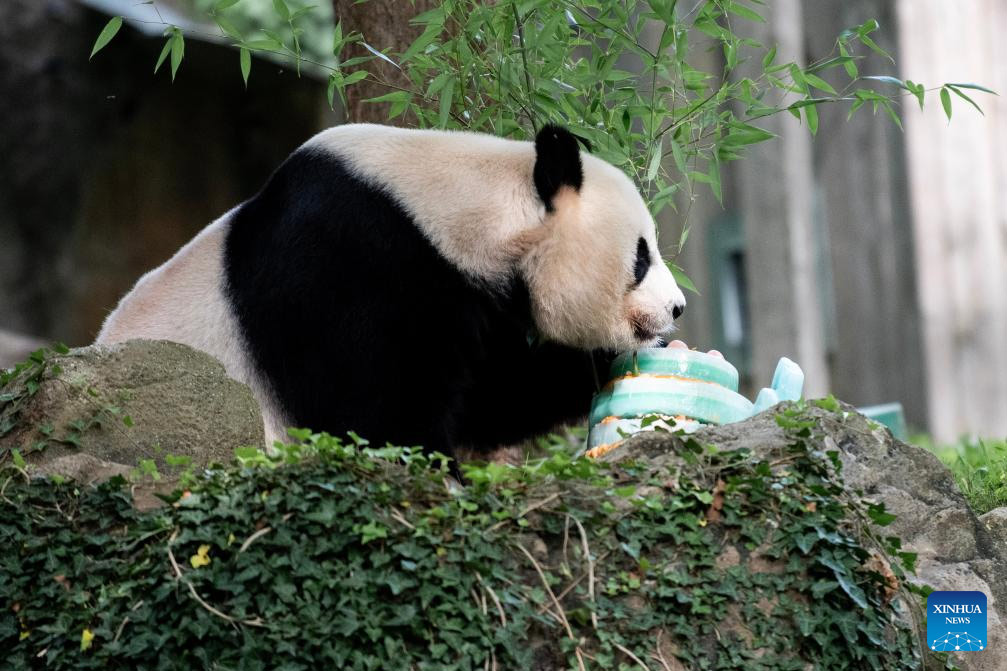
[96,213,290,443]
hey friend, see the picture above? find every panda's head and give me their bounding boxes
[521,125,687,351]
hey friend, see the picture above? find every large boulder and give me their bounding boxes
[0,339,264,484]
[620,404,1007,671]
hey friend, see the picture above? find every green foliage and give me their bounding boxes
[917,435,1007,516]
[87,1,993,292]
[0,346,135,465]
[1,345,69,452]
[90,16,123,60]
[192,0,337,67]
[2,405,939,670]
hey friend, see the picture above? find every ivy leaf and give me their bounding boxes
[80,627,95,651]
[867,502,896,526]
[189,544,212,568]
[90,16,123,60]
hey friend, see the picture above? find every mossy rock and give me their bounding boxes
[0,339,264,484]
[6,402,1002,669]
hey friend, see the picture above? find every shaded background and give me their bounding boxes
[0,0,1004,442]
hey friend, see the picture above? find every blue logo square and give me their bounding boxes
[927,591,987,652]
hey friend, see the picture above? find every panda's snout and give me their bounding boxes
[672,303,684,320]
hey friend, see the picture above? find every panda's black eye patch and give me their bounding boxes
[632,236,651,287]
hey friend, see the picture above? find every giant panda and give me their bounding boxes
[96,123,686,458]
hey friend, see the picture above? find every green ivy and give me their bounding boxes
[1,403,948,669]
[3,398,950,664]
[0,346,135,468]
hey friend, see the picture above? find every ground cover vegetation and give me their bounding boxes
[917,436,1007,517]
[2,395,943,670]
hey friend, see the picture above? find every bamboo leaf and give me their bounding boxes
[726,1,764,23]
[438,78,454,128]
[861,75,906,89]
[946,82,997,95]
[940,87,952,120]
[240,47,251,87]
[803,72,837,95]
[215,15,243,41]
[646,137,663,183]
[154,36,172,73]
[272,0,290,21]
[361,42,400,69]
[838,41,858,78]
[90,16,123,60]
[170,32,185,81]
[667,262,700,295]
[805,103,819,135]
[948,86,984,116]
[761,44,776,69]
[881,100,903,131]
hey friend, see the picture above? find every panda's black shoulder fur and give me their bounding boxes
[224,145,610,456]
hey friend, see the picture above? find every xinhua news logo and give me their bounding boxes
[927,591,987,652]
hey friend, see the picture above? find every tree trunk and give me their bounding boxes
[332,0,439,124]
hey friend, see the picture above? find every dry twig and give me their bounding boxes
[569,515,598,631]
[476,575,507,626]
[238,526,272,553]
[166,530,265,628]
[488,492,561,533]
[614,642,652,670]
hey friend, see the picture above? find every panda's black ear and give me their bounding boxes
[533,124,584,212]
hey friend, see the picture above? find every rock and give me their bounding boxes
[616,402,1007,671]
[0,339,264,482]
[979,507,1007,547]
[5,397,1001,669]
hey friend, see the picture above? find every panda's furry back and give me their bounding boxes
[97,125,612,454]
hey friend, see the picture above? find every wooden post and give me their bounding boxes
[802,0,928,429]
[733,0,831,398]
[897,0,1007,440]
